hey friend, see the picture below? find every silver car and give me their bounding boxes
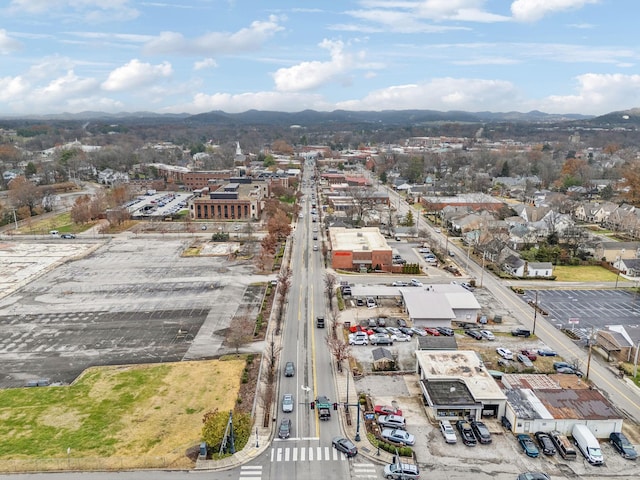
[282,394,294,413]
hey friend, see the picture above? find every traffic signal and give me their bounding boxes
[333,402,338,410]
[310,401,315,410]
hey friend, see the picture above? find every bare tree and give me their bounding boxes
[326,335,351,373]
[226,316,255,355]
[324,273,338,311]
[327,307,341,339]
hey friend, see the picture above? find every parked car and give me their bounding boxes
[465,329,483,340]
[520,349,538,361]
[284,361,295,377]
[370,333,394,345]
[480,330,495,340]
[282,394,294,413]
[332,436,358,457]
[517,353,534,367]
[394,333,411,342]
[439,420,457,444]
[456,420,477,446]
[410,279,423,287]
[518,434,539,458]
[374,405,403,416]
[411,327,427,337]
[460,282,475,291]
[424,327,440,336]
[537,348,557,356]
[278,418,292,439]
[377,414,406,430]
[399,327,414,336]
[610,431,638,460]
[436,326,455,336]
[534,431,556,456]
[517,474,550,480]
[366,297,377,308]
[348,333,369,345]
[396,318,407,328]
[470,420,492,444]
[511,328,531,337]
[392,281,409,287]
[382,428,415,446]
[383,462,420,479]
[496,347,513,360]
[356,298,365,306]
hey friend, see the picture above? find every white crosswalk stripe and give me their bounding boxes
[352,462,378,479]
[239,465,262,480]
[269,446,348,462]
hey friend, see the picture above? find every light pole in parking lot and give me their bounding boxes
[532,290,539,335]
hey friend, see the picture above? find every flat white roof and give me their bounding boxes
[416,350,507,402]
[329,227,391,252]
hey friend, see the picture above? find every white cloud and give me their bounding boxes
[0,29,22,54]
[143,15,284,55]
[335,77,522,111]
[8,0,139,22]
[272,40,357,92]
[537,73,640,114]
[0,76,29,101]
[511,0,599,23]
[102,59,172,92]
[194,58,218,71]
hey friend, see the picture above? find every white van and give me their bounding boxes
[49,230,59,236]
[572,424,603,465]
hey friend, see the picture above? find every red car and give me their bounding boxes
[520,349,538,361]
[425,327,440,336]
[349,325,374,335]
[374,405,403,417]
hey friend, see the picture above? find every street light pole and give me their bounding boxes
[532,290,538,335]
[633,340,640,379]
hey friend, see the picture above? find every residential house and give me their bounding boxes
[613,258,640,277]
[595,241,640,262]
[503,256,553,278]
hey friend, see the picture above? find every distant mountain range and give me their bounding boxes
[2,108,640,127]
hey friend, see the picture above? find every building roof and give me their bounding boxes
[529,262,553,270]
[417,336,458,350]
[403,289,455,321]
[416,350,506,402]
[535,388,620,420]
[421,378,477,406]
[372,347,394,362]
[329,227,390,252]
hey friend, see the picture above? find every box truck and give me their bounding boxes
[572,424,604,465]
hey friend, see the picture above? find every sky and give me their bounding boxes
[1,0,639,117]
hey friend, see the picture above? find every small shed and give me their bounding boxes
[372,347,395,371]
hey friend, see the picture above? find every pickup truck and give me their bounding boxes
[316,395,331,420]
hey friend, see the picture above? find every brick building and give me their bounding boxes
[328,227,392,272]
[189,179,263,220]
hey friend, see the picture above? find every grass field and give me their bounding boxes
[553,265,619,282]
[0,358,245,471]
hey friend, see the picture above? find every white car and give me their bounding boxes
[480,330,495,341]
[418,247,431,253]
[496,347,513,360]
[392,281,409,287]
[410,279,423,287]
[434,228,442,233]
[393,333,411,342]
[366,297,377,308]
[282,394,294,413]
[439,420,457,444]
[348,333,369,346]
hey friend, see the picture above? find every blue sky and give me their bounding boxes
[1,0,639,116]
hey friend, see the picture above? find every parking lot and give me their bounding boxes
[0,236,264,388]
[524,288,640,333]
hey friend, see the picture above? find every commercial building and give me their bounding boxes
[416,350,507,420]
[328,227,392,272]
[189,179,263,220]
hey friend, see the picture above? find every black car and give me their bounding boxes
[60,233,76,239]
[437,326,455,336]
[534,431,556,456]
[470,420,492,444]
[399,327,414,336]
[456,420,477,446]
[511,328,531,337]
[610,432,638,460]
[465,329,483,340]
[278,418,292,439]
[396,318,407,328]
[332,436,358,457]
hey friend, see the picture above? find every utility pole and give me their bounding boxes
[586,326,595,380]
[532,290,538,335]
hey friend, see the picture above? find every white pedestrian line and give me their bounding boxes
[239,465,262,480]
[269,446,349,462]
[352,462,378,478]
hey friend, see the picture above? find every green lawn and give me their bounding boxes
[553,265,619,282]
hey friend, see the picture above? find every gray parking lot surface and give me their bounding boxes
[523,289,640,331]
[0,236,265,388]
